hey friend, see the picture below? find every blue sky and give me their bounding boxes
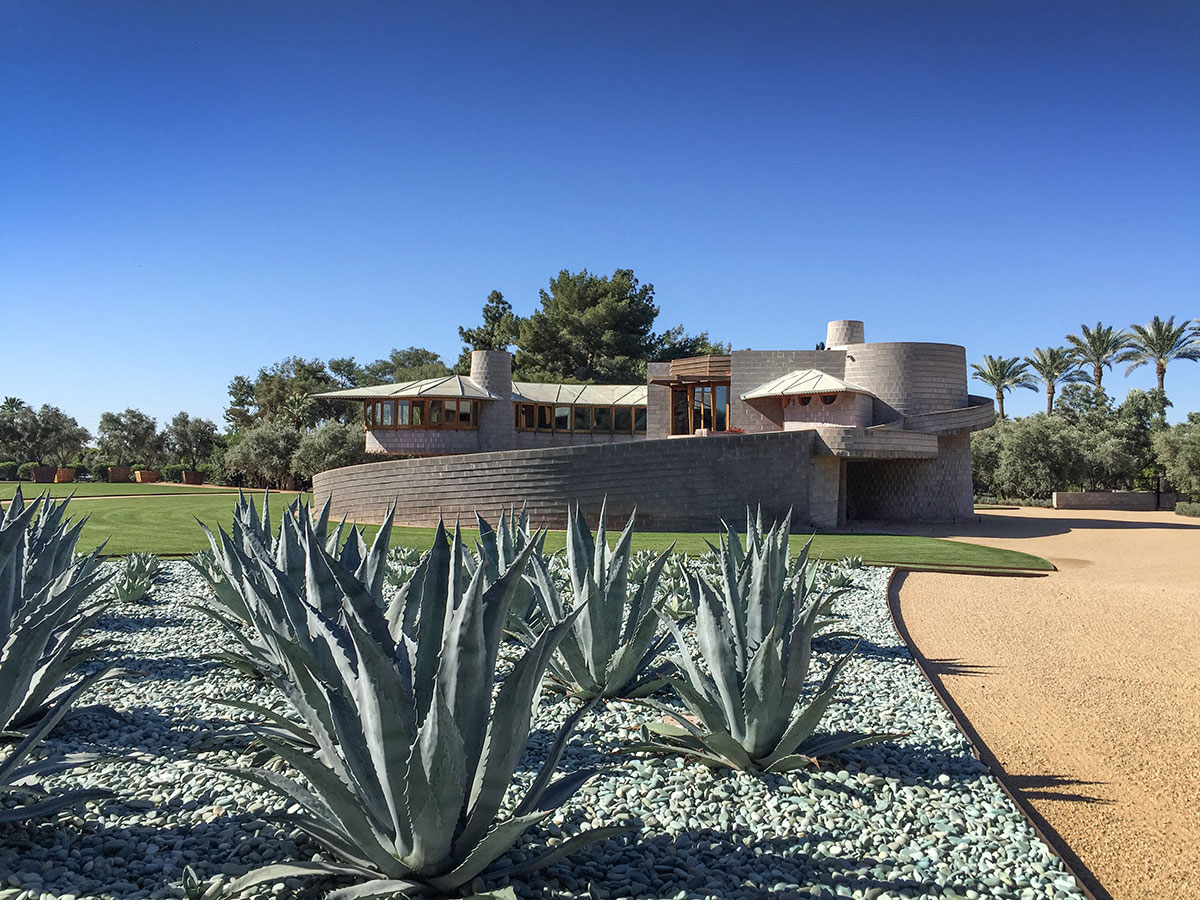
[3,1,1198,433]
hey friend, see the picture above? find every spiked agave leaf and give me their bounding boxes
[0,488,115,734]
[519,503,674,700]
[206,507,622,894]
[470,504,546,634]
[0,489,116,822]
[635,510,898,773]
[188,492,393,683]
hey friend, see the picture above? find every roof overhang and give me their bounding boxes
[741,368,875,401]
[311,375,501,402]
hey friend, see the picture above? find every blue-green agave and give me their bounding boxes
[203,503,623,898]
[637,510,898,773]
[518,505,673,700]
[0,489,115,822]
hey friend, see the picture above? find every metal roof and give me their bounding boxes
[511,382,647,406]
[740,369,875,401]
[310,375,501,401]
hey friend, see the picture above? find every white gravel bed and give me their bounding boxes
[0,561,1087,900]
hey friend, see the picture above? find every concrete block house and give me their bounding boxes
[312,320,994,531]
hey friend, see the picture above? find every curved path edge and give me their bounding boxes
[885,569,1108,900]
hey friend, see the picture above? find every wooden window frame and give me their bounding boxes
[670,381,732,435]
[363,398,480,430]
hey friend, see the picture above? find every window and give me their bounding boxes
[671,382,731,435]
[411,400,425,426]
[516,403,536,430]
[428,399,443,424]
[633,407,647,434]
[536,405,553,432]
[554,406,571,431]
[821,394,837,405]
[381,401,394,427]
[799,396,812,406]
[614,406,632,433]
[397,400,410,426]
[593,406,612,433]
[573,406,592,432]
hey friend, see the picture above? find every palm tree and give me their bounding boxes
[1,397,26,415]
[1065,322,1131,389]
[970,355,1037,419]
[1119,315,1200,397]
[1025,346,1089,415]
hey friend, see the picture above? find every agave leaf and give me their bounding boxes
[426,811,548,891]
[512,696,599,817]
[760,646,857,769]
[225,862,381,898]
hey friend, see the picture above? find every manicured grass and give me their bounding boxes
[0,482,240,499]
[13,488,1054,571]
[59,492,308,556]
[375,525,1054,573]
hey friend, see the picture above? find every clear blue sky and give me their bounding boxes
[3,1,1198,433]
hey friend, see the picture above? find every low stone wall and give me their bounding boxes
[1052,491,1175,511]
[314,429,837,532]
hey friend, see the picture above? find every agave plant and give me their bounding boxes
[188,492,388,681]
[0,488,116,822]
[202,504,623,898]
[468,504,546,634]
[518,504,674,700]
[635,510,896,773]
[112,552,162,604]
[0,488,115,733]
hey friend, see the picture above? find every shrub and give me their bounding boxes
[16,462,36,481]
[160,464,187,483]
[290,421,370,478]
[1176,502,1200,517]
[1155,412,1200,497]
[222,421,301,488]
[0,462,18,481]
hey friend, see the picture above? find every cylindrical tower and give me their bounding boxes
[826,320,865,348]
[470,350,515,450]
[843,343,968,417]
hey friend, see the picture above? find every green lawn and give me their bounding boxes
[18,489,1053,572]
[0,482,241,499]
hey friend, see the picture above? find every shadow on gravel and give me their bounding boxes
[521,824,1001,900]
[89,650,225,682]
[814,634,910,661]
[0,810,318,900]
[96,612,184,632]
[57,704,259,758]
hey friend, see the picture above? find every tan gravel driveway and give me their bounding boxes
[891,507,1200,900]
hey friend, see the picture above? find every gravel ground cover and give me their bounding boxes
[1,562,1086,900]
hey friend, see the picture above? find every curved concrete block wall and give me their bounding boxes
[313,430,834,532]
[826,320,865,348]
[842,342,968,419]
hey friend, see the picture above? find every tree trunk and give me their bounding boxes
[1046,384,1054,416]
[1093,365,1103,389]
[996,388,1005,420]
[1157,362,1165,393]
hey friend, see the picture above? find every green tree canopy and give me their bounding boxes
[1120,315,1200,397]
[969,355,1036,419]
[1066,322,1131,389]
[291,422,371,478]
[1025,346,1088,415]
[222,420,303,489]
[514,269,659,383]
[650,325,732,361]
[1154,412,1200,497]
[98,408,160,467]
[164,411,219,471]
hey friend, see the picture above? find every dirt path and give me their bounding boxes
[893,508,1200,900]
